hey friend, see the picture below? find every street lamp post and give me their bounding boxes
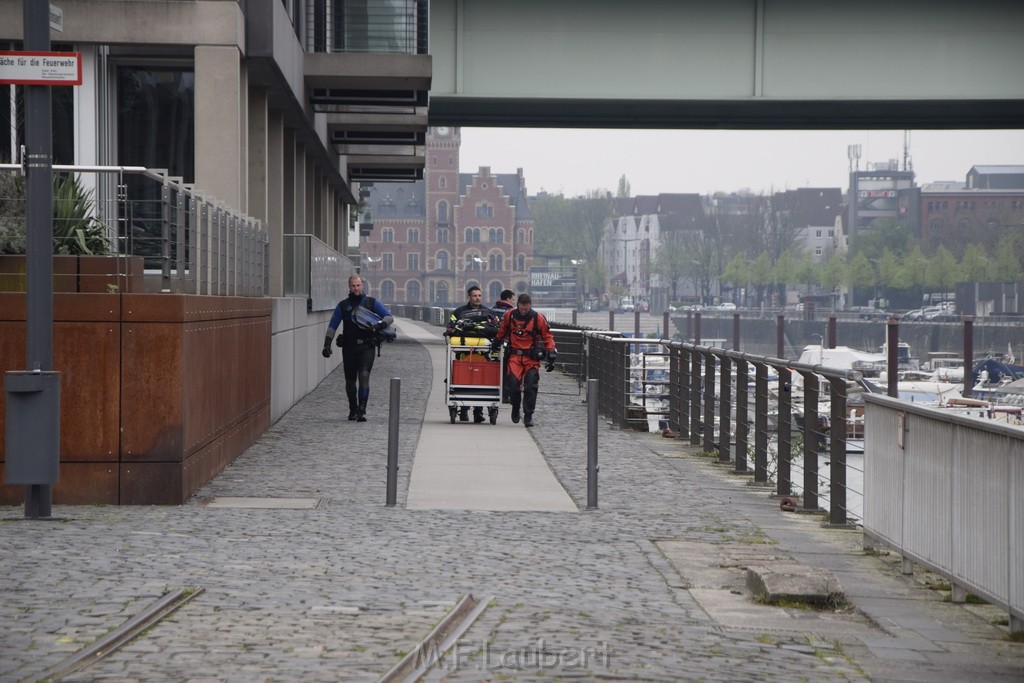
[571,259,587,309]
[361,254,381,291]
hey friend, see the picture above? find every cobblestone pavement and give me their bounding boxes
[2,323,1023,682]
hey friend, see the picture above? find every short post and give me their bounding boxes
[633,309,641,336]
[572,309,578,325]
[963,316,974,399]
[662,310,670,339]
[586,378,599,509]
[886,318,899,398]
[386,377,400,507]
[827,316,837,349]
[694,312,702,346]
[732,312,740,351]
[608,309,615,331]
[776,313,785,359]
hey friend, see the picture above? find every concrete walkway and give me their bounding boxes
[1,317,1022,682]
[399,320,576,512]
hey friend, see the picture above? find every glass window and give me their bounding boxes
[117,65,195,266]
[408,252,419,270]
[382,253,393,269]
[408,228,419,243]
[380,280,395,300]
[436,251,448,271]
[436,228,448,243]
[383,227,394,243]
[407,280,421,302]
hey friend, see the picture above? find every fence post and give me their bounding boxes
[886,318,899,398]
[718,355,732,463]
[754,362,769,483]
[634,309,640,336]
[734,360,749,473]
[828,377,848,525]
[587,378,598,509]
[702,350,715,454]
[776,367,792,496]
[800,370,822,511]
[663,310,670,339]
[776,313,785,359]
[677,347,690,440]
[963,316,974,398]
[689,348,701,446]
[386,378,400,507]
[732,312,740,351]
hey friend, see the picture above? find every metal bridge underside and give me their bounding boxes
[427,0,1024,129]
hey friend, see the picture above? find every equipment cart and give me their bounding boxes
[445,338,503,424]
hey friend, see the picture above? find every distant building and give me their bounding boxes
[914,167,1024,255]
[847,160,916,237]
[772,188,844,262]
[601,194,705,306]
[360,128,535,304]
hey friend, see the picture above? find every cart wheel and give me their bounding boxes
[449,407,458,424]
[489,408,498,425]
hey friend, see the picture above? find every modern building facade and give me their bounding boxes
[360,127,534,306]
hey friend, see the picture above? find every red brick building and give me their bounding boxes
[360,127,534,305]
[916,166,1024,255]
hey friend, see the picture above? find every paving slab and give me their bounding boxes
[399,319,577,512]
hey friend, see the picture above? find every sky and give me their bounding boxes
[458,128,1024,198]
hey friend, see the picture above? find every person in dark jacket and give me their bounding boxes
[322,275,393,422]
[446,285,498,422]
[492,288,515,317]
[491,289,516,403]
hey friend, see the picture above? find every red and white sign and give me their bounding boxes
[0,51,82,86]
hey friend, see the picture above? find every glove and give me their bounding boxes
[547,349,558,362]
[490,339,503,354]
[322,335,333,358]
[545,359,556,372]
[374,322,387,332]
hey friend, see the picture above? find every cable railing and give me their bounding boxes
[1,164,269,296]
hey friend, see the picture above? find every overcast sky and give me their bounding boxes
[458,128,1024,198]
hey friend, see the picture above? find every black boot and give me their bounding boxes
[459,407,469,422]
[356,401,367,422]
[511,405,520,424]
[473,407,485,423]
[523,413,534,428]
[348,400,358,421]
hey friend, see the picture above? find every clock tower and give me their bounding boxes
[425,127,461,304]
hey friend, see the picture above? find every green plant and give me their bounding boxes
[52,172,111,255]
[0,172,26,254]
[0,171,111,255]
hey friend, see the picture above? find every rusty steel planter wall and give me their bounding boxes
[0,292,271,505]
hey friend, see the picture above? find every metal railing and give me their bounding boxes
[306,0,428,54]
[394,304,863,526]
[1,164,269,296]
[283,234,355,311]
[863,394,1024,632]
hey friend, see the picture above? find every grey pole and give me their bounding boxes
[386,378,400,506]
[586,378,598,509]
[20,0,56,518]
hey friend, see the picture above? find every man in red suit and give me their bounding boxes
[492,294,557,427]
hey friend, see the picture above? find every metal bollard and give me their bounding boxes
[386,377,400,507]
[587,378,599,509]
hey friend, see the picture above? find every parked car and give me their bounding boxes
[859,308,890,320]
[925,312,960,322]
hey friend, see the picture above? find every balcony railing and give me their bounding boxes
[306,0,428,54]
[0,164,268,296]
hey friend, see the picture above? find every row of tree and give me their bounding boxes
[531,181,1024,308]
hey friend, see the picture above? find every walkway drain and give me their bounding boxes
[203,496,327,509]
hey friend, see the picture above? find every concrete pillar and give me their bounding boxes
[247,88,268,223]
[194,46,244,210]
[266,110,285,297]
[293,142,306,235]
[282,128,295,235]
